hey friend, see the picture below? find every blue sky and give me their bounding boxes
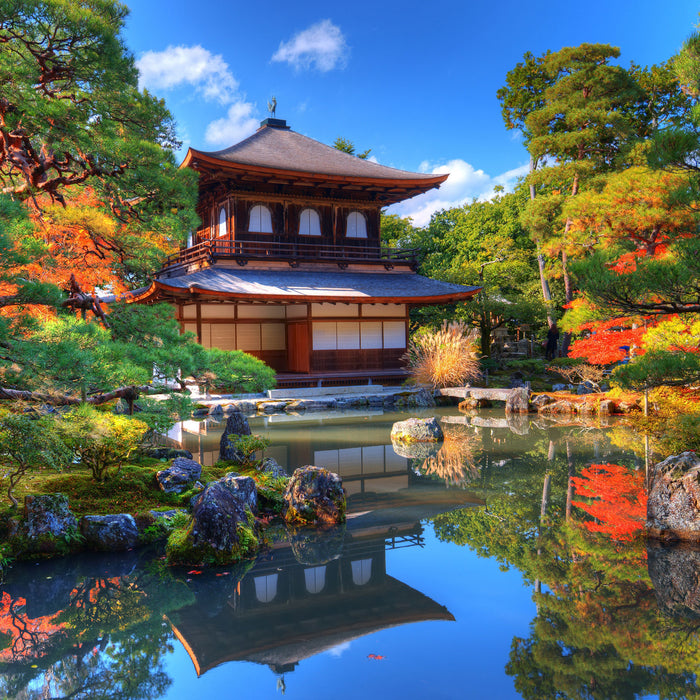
[124,0,698,225]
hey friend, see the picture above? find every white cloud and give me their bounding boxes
[272,20,348,71]
[137,44,260,148]
[205,102,259,146]
[325,641,351,657]
[137,45,240,104]
[388,159,529,227]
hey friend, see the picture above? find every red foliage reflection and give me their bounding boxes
[572,463,647,541]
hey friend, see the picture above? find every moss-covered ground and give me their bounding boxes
[0,455,288,521]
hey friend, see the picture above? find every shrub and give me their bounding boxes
[547,362,606,391]
[0,411,71,506]
[404,321,481,388]
[134,394,194,435]
[227,434,270,468]
[59,405,149,482]
[200,347,276,393]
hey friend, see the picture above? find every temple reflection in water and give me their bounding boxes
[169,519,458,678]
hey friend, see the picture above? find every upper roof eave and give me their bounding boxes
[181,148,448,191]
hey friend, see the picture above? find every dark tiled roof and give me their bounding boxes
[191,124,442,182]
[153,267,479,303]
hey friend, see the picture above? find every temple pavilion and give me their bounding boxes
[129,118,480,385]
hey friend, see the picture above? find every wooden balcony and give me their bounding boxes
[157,238,420,276]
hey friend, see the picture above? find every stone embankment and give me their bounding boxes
[194,386,435,417]
[441,385,641,417]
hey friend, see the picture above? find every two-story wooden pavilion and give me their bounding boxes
[129,118,480,385]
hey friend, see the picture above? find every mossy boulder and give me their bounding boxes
[390,417,444,443]
[166,481,258,566]
[9,494,80,555]
[219,473,258,514]
[79,514,138,551]
[260,457,287,478]
[21,493,78,539]
[156,457,203,494]
[393,388,436,408]
[218,411,252,462]
[282,466,346,527]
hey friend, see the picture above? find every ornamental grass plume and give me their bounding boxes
[404,321,481,389]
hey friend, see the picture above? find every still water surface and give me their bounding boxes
[2,407,698,699]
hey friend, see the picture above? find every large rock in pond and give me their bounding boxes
[648,452,700,541]
[218,410,252,462]
[505,387,530,414]
[390,417,444,443]
[80,514,138,551]
[283,466,346,527]
[19,494,78,551]
[220,473,258,514]
[167,482,258,566]
[156,457,203,494]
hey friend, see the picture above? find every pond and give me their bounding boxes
[2,406,699,699]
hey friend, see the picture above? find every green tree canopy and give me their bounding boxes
[0,0,198,291]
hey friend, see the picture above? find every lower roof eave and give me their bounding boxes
[127,281,480,306]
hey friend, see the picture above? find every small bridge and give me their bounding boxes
[438,386,531,413]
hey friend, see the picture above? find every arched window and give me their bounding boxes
[351,559,373,586]
[218,206,227,237]
[304,566,326,594]
[249,204,273,233]
[299,208,321,236]
[346,211,367,238]
[254,574,279,603]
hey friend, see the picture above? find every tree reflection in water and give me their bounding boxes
[0,555,194,699]
[432,426,700,699]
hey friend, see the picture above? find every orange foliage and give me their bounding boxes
[568,167,697,254]
[0,591,66,662]
[572,463,647,541]
[3,188,178,320]
[25,191,131,296]
[569,320,648,364]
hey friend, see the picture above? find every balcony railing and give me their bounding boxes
[157,238,420,276]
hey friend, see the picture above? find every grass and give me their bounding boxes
[405,321,481,388]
